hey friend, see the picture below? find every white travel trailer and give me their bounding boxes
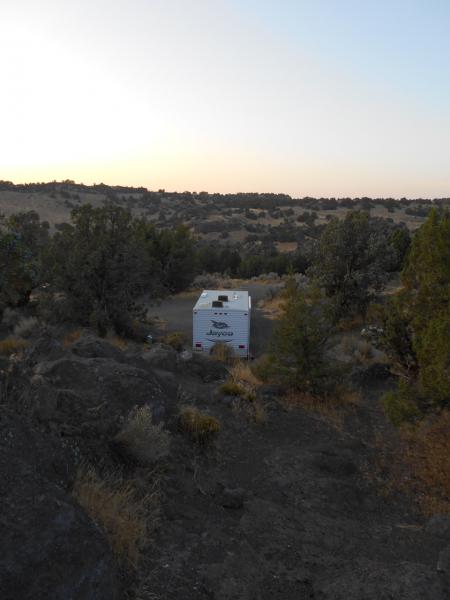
[193,290,251,358]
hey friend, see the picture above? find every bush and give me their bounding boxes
[0,337,29,356]
[250,354,276,382]
[162,331,186,351]
[220,381,246,396]
[382,381,421,426]
[114,406,170,465]
[73,467,157,568]
[210,341,235,364]
[268,279,338,395]
[179,407,220,444]
[13,316,40,338]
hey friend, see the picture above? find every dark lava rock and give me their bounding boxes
[351,363,393,388]
[437,544,450,577]
[426,514,450,540]
[183,352,228,382]
[70,335,125,361]
[315,560,447,600]
[257,383,285,400]
[219,487,246,509]
[0,413,117,600]
[142,343,180,371]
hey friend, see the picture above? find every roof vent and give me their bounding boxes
[218,294,228,302]
[201,292,208,297]
[212,300,223,308]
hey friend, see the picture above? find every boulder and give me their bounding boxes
[141,343,180,371]
[70,336,124,361]
[425,514,450,540]
[0,413,117,600]
[183,352,228,382]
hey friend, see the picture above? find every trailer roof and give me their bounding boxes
[193,290,250,311]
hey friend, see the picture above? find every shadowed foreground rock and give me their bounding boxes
[0,413,117,600]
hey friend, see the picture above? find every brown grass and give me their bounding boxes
[281,387,361,430]
[161,331,186,351]
[220,381,246,396]
[107,334,128,350]
[62,329,83,348]
[0,337,30,356]
[229,361,262,388]
[73,467,158,568]
[399,412,450,515]
[338,314,365,333]
[114,406,170,466]
[179,407,220,444]
[258,295,285,320]
[209,341,236,364]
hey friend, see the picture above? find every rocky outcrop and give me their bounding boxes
[0,412,116,600]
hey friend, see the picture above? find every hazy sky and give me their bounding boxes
[1,0,450,197]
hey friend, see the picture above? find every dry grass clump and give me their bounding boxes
[400,412,450,515]
[62,328,83,348]
[13,316,40,338]
[162,331,186,352]
[220,380,246,397]
[224,362,268,423]
[281,387,361,429]
[209,341,236,364]
[340,335,374,365]
[179,407,220,444]
[0,337,29,356]
[107,334,128,350]
[229,361,261,388]
[250,354,275,383]
[114,406,170,466]
[73,467,157,568]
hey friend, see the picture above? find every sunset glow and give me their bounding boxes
[2,0,450,197]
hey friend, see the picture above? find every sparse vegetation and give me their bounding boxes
[209,341,236,364]
[0,337,29,356]
[73,467,157,568]
[220,380,246,396]
[13,316,40,338]
[114,406,170,466]
[61,328,83,348]
[162,331,186,351]
[179,407,220,444]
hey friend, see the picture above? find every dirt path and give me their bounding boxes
[140,376,449,600]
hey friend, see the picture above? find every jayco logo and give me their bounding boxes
[211,320,230,329]
[206,320,233,339]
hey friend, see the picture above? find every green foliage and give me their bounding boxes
[47,205,195,335]
[380,209,450,423]
[48,204,153,335]
[382,381,421,427]
[140,224,195,293]
[309,211,392,320]
[268,277,337,394]
[388,227,411,271]
[0,211,49,312]
[415,314,450,406]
